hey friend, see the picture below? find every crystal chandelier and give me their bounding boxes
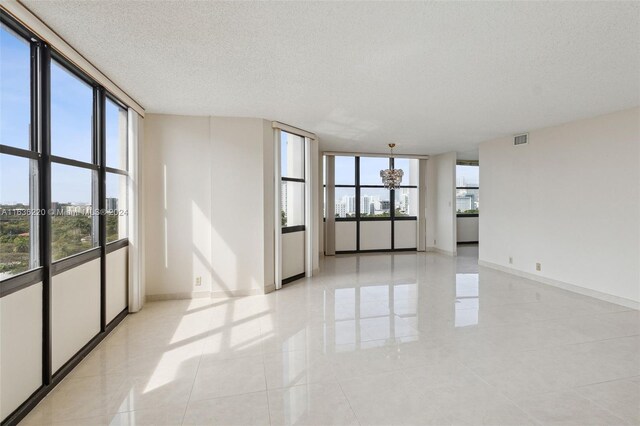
[380,144,403,190]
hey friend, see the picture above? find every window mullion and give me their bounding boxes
[96,87,107,332]
[38,40,53,386]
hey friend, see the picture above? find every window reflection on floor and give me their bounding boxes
[455,273,479,327]
[333,282,419,348]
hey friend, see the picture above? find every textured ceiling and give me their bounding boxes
[21,1,640,156]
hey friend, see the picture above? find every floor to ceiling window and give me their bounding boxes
[280,130,306,283]
[456,161,479,244]
[0,22,37,279]
[331,155,419,253]
[0,13,131,424]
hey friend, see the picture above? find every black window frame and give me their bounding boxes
[329,155,418,253]
[104,93,129,246]
[280,130,305,233]
[456,162,479,218]
[0,12,131,424]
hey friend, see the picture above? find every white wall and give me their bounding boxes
[144,114,275,299]
[426,152,457,254]
[282,231,305,279]
[52,259,101,372]
[0,283,42,421]
[395,221,417,249]
[360,221,392,250]
[144,114,213,298]
[107,247,128,322]
[480,107,640,305]
[457,217,479,242]
[335,221,356,251]
[210,117,274,296]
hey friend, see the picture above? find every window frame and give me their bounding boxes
[0,18,40,289]
[0,12,133,424]
[328,155,418,253]
[456,162,479,218]
[104,93,129,246]
[280,130,306,232]
[0,14,130,301]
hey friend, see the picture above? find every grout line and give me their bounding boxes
[573,380,638,423]
[179,310,211,425]
[262,353,273,426]
[336,379,361,426]
[464,365,544,425]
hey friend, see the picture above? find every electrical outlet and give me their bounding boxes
[509,257,513,264]
[195,276,202,286]
[536,263,541,271]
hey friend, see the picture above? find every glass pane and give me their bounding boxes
[456,188,479,214]
[51,60,93,163]
[281,180,304,227]
[0,24,31,150]
[51,163,96,261]
[394,158,419,186]
[335,187,356,218]
[105,97,127,170]
[281,131,304,179]
[360,157,389,185]
[335,156,355,185]
[0,155,38,278]
[106,173,127,242]
[360,187,391,218]
[395,188,418,217]
[456,165,479,188]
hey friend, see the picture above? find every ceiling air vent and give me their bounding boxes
[513,133,529,146]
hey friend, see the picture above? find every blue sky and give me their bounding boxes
[457,165,479,186]
[1,24,125,205]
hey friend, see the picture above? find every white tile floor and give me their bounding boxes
[22,246,639,425]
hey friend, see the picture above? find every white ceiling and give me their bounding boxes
[22,1,640,157]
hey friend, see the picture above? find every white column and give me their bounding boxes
[418,159,427,251]
[325,156,336,255]
[127,110,145,311]
[304,137,313,276]
[274,129,282,290]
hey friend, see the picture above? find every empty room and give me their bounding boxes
[0,1,638,425]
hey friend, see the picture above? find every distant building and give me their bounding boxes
[281,182,287,212]
[360,195,372,214]
[106,198,118,211]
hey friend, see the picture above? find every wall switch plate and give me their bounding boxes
[195,276,202,286]
[536,263,541,271]
[509,257,513,264]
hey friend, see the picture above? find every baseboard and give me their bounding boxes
[478,260,639,310]
[146,285,277,301]
[146,291,211,302]
[432,247,457,256]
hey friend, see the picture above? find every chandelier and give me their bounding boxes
[380,144,403,190]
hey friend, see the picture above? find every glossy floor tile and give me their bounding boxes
[21,245,639,425]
